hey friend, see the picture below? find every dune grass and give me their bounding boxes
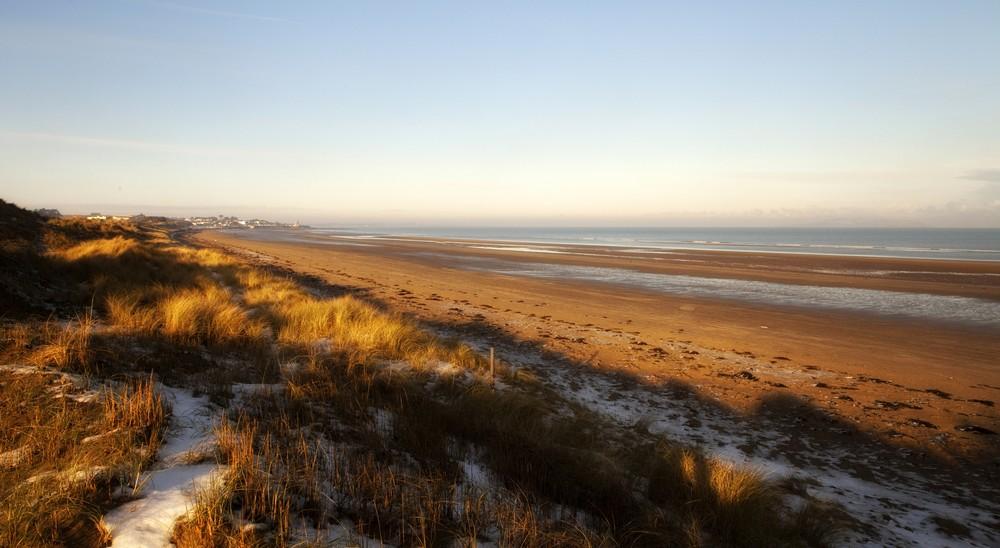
[105,292,162,333]
[240,269,484,370]
[26,312,97,373]
[174,339,830,547]
[173,417,291,547]
[0,372,168,547]
[642,444,782,544]
[158,286,267,346]
[0,211,838,546]
[175,409,618,548]
[41,229,483,369]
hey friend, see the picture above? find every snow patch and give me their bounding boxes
[103,387,224,547]
[480,341,1000,547]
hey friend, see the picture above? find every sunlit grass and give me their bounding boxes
[27,312,96,373]
[54,236,140,262]
[1,211,839,546]
[105,292,161,333]
[242,271,484,370]
[159,286,266,346]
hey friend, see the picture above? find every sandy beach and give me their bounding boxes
[195,229,1000,457]
[136,226,1000,543]
[194,229,1000,543]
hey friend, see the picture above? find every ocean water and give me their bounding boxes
[319,227,1000,262]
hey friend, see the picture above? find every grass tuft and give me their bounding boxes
[159,286,266,346]
[27,312,96,373]
[105,292,162,333]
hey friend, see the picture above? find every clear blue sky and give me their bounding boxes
[1,1,998,226]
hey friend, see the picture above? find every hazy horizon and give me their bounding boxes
[2,1,999,227]
[16,201,1000,229]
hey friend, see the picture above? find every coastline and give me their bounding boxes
[308,226,1000,262]
[194,228,1000,456]
[221,228,1000,300]
[190,227,1000,542]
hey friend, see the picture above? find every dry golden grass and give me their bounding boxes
[54,236,140,262]
[179,410,615,548]
[173,417,291,547]
[250,341,823,546]
[0,371,168,547]
[103,376,169,439]
[168,245,236,269]
[172,478,259,548]
[0,322,33,356]
[242,270,484,370]
[49,226,480,370]
[42,218,145,251]
[642,444,789,545]
[27,312,96,373]
[105,292,162,333]
[1,213,838,546]
[159,286,266,346]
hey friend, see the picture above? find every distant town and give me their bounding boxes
[33,209,306,230]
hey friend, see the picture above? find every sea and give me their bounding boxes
[315,227,1000,262]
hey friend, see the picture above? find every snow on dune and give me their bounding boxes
[104,464,221,547]
[103,387,223,547]
[454,335,999,548]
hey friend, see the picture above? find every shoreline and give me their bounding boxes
[194,228,1000,460]
[303,226,1000,262]
[191,227,1000,544]
[211,228,1000,301]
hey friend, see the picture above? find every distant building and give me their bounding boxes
[86,213,107,221]
[178,214,294,229]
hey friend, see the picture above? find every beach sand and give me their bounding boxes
[191,228,1000,542]
[194,229,1000,455]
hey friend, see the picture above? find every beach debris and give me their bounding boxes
[954,424,997,435]
[858,375,896,386]
[924,388,952,399]
[734,370,758,381]
[874,400,921,411]
[906,418,938,429]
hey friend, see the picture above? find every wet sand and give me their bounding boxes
[193,228,1000,459]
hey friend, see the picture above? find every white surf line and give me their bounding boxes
[103,387,224,548]
[469,245,566,254]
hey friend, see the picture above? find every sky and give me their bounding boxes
[1,1,998,226]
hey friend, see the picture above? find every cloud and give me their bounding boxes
[959,169,1000,183]
[956,169,1000,206]
[136,1,290,23]
[0,130,250,157]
